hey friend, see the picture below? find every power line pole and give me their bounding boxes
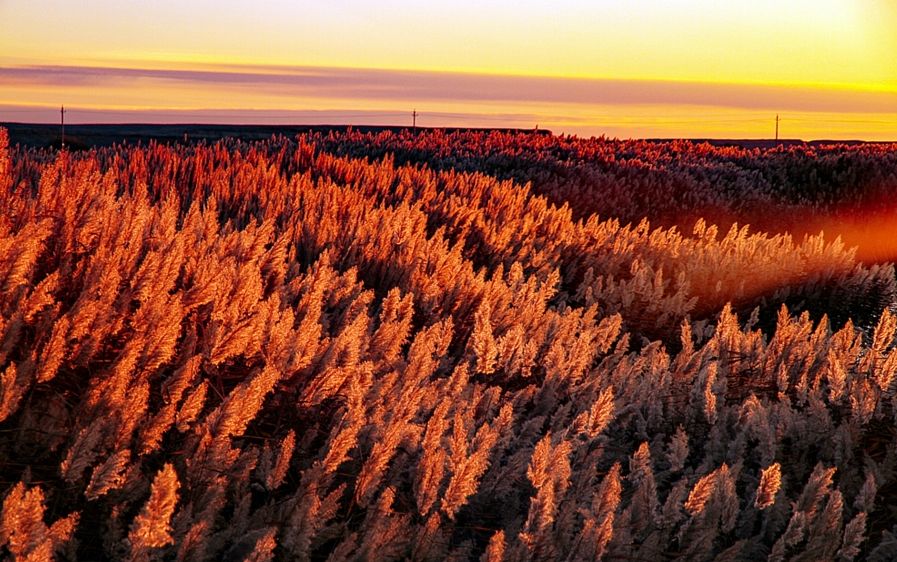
[412,109,417,132]
[775,114,780,142]
[61,105,66,149]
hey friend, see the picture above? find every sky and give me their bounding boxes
[1,0,896,139]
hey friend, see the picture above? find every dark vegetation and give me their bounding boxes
[1,123,551,151]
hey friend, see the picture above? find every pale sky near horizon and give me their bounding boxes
[1,0,896,139]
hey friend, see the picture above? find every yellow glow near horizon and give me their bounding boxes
[1,0,895,139]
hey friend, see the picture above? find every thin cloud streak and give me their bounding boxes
[0,104,559,128]
[3,63,897,113]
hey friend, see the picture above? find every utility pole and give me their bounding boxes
[61,105,66,149]
[775,114,780,142]
[412,109,417,132]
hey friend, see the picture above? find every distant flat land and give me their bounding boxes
[3,122,889,149]
[1,123,550,149]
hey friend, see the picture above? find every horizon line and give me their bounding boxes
[3,121,895,145]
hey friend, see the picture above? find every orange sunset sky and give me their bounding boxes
[1,0,896,139]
